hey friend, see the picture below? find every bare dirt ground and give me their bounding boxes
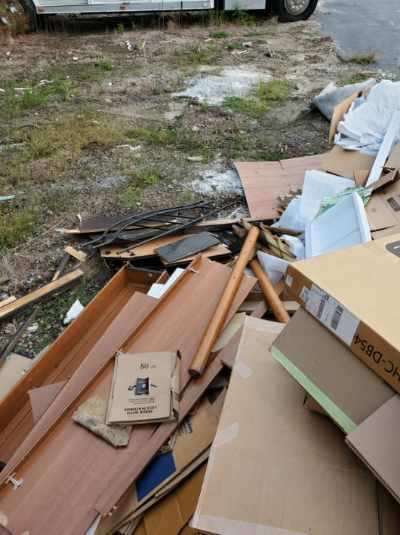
[0,10,382,353]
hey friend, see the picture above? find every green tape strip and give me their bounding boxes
[271,346,356,434]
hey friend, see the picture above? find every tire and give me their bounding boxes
[273,0,318,22]
[19,0,39,31]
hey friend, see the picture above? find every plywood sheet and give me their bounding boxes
[235,155,323,219]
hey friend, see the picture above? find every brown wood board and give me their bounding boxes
[101,239,230,263]
[0,269,83,321]
[234,154,323,219]
[0,258,254,535]
[0,267,158,462]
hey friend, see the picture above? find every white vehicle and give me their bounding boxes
[20,0,318,29]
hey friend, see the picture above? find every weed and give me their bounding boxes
[339,72,372,86]
[116,23,125,33]
[223,79,291,117]
[340,52,377,65]
[210,31,229,39]
[223,96,268,117]
[0,78,74,118]
[256,79,291,102]
[0,205,37,251]
[119,168,163,207]
[230,9,257,26]
[94,58,113,71]
[171,44,219,66]
[226,42,242,51]
[126,126,177,145]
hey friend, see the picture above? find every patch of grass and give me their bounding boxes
[210,31,229,39]
[94,58,113,72]
[119,168,163,207]
[223,96,268,117]
[0,114,125,187]
[116,23,125,33]
[0,207,37,251]
[125,124,213,159]
[230,9,257,26]
[224,79,291,117]
[0,78,74,117]
[342,52,377,65]
[339,72,372,86]
[256,79,291,102]
[126,126,178,145]
[226,42,243,51]
[172,44,219,66]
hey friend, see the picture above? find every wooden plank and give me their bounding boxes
[0,296,16,309]
[0,258,255,535]
[249,259,289,323]
[190,227,259,376]
[0,270,83,322]
[64,246,88,263]
[234,155,323,219]
[101,238,229,262]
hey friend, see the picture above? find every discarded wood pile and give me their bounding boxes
[1,79,400,534]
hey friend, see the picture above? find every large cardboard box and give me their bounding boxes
[272,308,394,433]
[286,233,400,393]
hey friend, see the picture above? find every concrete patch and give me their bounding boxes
[174,67,272,105]
[190,165,243,196]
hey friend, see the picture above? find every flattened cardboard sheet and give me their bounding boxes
[193,316,382,535]
[234,155,323,219]
[347,395,400,503]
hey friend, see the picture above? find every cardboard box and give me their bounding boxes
[347,395,400,504]
[367,175,400,231]
[321,145,374,182]
[192,316,393,535]
[272,309,394,433]
[107,351,180,425]
[286,233,400,394]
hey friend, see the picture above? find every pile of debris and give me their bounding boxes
[1,79,400,534]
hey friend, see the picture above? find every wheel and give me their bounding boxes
[273,0,319,22]
[19,0,40,31]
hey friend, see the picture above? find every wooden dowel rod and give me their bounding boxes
[249,259,290,324]
[189,226,260,376]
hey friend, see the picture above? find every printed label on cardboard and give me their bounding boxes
[304,285,360,346]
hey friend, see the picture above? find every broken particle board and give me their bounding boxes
[101,238,230,263]
[321,145,374,182]
[192,316,388,535]
[64,246,88,263]
[234,154,323,219]
[0,269,83,322]
[0,258,255,535]
[0,265,159,462]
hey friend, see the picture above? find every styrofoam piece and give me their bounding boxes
[273,198,305,232]
[257,251,289,285]
[305,192,371,258]
[63,299,84,325]
[282,235,305,260]
[336,80,400,155]
[300,170,354,224]
[147,268,185,299]
[366,111,400,187]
